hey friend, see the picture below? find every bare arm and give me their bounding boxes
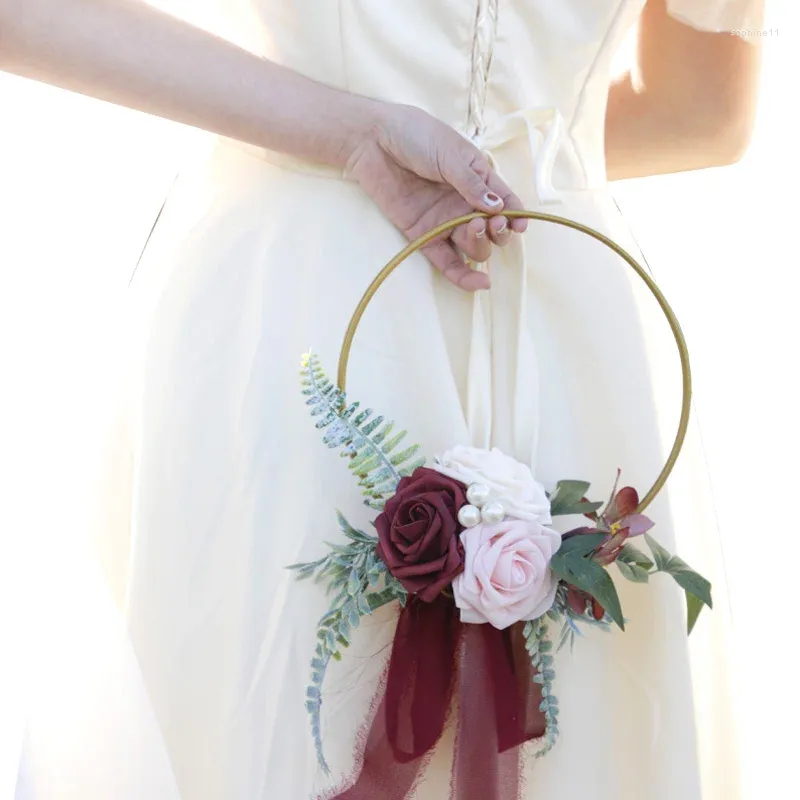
[0,0,532,290]
[605,0,762,180]
[0,0,376,167]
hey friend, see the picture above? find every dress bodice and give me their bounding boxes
[210,0,647,189]
[158,0,762,191]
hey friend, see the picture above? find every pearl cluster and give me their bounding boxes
[457,482,505,528]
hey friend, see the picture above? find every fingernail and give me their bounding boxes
[483,192,503,207]
[475,228,486,239]
[512,219,528,233]
[496,220,508,234]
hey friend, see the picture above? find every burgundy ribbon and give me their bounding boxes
[333,596,546,800]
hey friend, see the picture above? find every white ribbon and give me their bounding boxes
[465,108,567,466]
[474,107,566,206]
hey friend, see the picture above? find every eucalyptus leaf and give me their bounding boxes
[549,480,591,514]
[686,591,705,635]
[617,542,655,571]
[581,568,624,630]
[643,535,712,617]
[551,500,604,517]
[664,557,712,610]
[553,479,591,500]
[617,559,650,583]
[553,548,625,630]
[644,534,672,572]
[553,532,606,559]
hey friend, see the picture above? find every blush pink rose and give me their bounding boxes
[453,519,561,630]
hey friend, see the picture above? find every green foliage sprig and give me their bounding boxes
[288,511,407,773]
[523,617,560,756]
[300,353,424,510]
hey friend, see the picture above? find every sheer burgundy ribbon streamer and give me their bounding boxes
[333,596,546,800]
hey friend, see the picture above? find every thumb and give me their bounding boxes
[440,152,505,212]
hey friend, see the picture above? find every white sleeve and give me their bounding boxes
[666,0,765,36]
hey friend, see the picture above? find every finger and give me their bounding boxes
[487,214,512,247]
[422,240,490,291]
[450,217,492,263]
[440,149,506,214]
[485,172,528,234]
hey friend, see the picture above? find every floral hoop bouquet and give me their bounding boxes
[290,212,712,799]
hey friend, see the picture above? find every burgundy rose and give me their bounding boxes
[375,467,467,602]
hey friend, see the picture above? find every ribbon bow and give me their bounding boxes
[331,596,545,800]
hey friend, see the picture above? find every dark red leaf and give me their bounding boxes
[580,497,599,522]
[614,487,639,518]
[565,586,588,615]
[560,526,598,541]
[566,585,606,621]
[592,528,630,565]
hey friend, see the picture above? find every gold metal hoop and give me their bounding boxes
[337,211,691,515]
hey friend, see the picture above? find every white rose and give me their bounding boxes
[433,446,552,524]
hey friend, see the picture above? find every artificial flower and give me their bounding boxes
[453,519,561,629]
[434,446,551,523]
[375,467,466,601]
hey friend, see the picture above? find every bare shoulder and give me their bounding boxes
[639,0,762,158]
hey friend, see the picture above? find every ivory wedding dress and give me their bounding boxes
[16,2,763,799]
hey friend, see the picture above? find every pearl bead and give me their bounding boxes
[466,482,491,508]
[481,501,505,524]
[458,504,482,529]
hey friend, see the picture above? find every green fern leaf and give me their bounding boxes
[352,453,382,477]
[360,416,384,437]
[398,457,426,477]
[390,444,421,467]
[382,430,407,454]
[299,352,425,505]
[370,422,395,446]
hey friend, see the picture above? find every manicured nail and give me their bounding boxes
[484,192,503,207]
[496,220,508,234]
[475,228,486,239]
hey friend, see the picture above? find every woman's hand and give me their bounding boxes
[0,1,526,291]
[346,104,528,291]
